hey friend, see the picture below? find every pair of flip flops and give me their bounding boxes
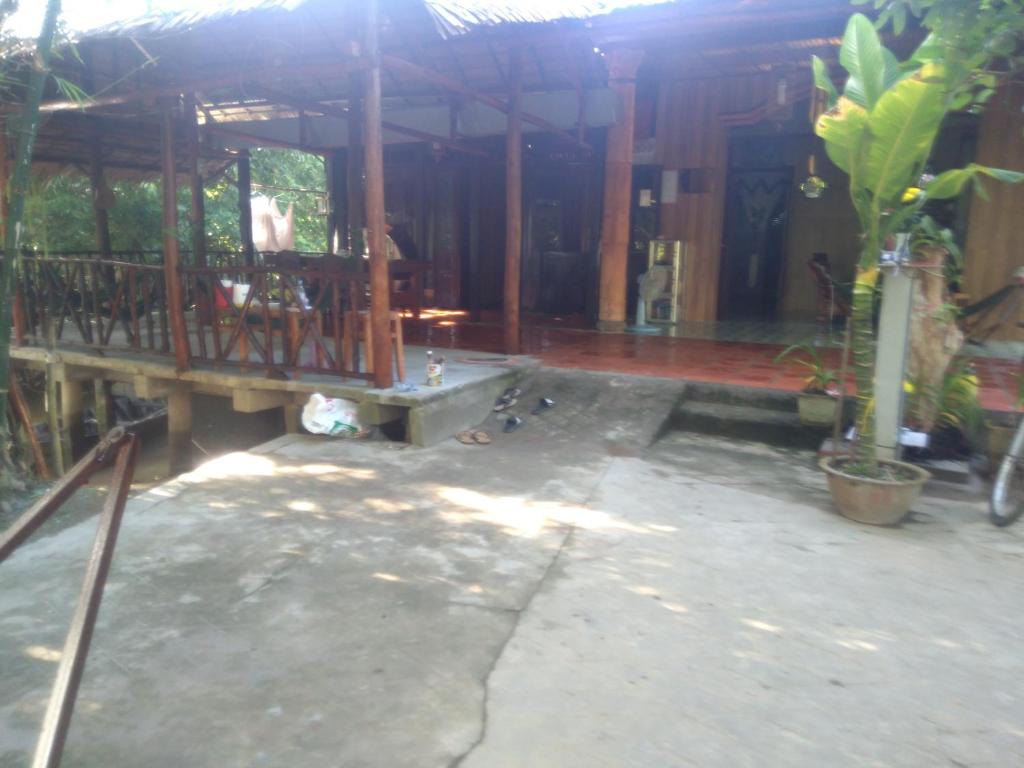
[493,387,522,412]
[456,430,492,445]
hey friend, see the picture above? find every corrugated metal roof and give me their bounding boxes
[422,0,676,36]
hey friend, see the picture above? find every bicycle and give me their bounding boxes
[990,326,1024,526]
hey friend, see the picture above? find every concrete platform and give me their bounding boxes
[10,343,533,447]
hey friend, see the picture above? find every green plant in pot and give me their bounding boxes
[811,13,1023,524]
[773,344,840,426]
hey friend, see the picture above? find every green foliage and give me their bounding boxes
[905,359,981,435]
[21,147,328,255]
[773,344,839,394]
[814,11,1023,474]
[861,0,1024,111]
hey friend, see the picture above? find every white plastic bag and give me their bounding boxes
[301,394,362,437]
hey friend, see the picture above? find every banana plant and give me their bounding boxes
[812,13,1023,475]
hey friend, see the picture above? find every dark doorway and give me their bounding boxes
[718,162,791,320]
[522,140,600,318]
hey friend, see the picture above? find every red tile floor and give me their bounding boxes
[403,310,1022,414]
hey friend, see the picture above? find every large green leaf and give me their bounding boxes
[815,96,868,178]
[811,55,838,107]
[840,14,888,108]
[924,163,1024,200]
[862,63,946,206]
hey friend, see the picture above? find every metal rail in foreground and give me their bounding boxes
[0,427,139,768]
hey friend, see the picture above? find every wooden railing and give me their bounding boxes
[8,250,391,380]
[181,258,371,379]
[13,252,172,353]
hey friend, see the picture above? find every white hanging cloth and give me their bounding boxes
[250,195,295,252]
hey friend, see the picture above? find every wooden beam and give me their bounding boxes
[236,149,255,266]
[504,49,523,356]
[26,56,368,115]
[255,87,488,157]
[347,74,365,256]
[186,94,207,267]
[597,49,644,332]
[160,98,192,372]
[364,0,393,388]
[381,54,590,150]
[202,121,330,155]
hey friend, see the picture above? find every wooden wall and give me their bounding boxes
[654,73,802,322]
[779,133,860,320]
[963,83,1024,341]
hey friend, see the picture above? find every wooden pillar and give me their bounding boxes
[167,385,193,476]
[237,149,255,265]
[503,49,523,355]
[93,379,113,432]
[468,158,482,322]
[186,94,207,267]
[597,49,644,332]
[88,146,113,259]
[160,98,192,371]
[326,150,348,253]
[363,0,393,389]
[347,78,365,256]
[56,367,84,471]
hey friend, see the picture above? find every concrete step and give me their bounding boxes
[670,399,828,449]
[680,381,801,412]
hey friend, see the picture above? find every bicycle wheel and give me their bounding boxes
[991,451,1024,527]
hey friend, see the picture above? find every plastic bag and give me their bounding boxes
[301,394,362,437]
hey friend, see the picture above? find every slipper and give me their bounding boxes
[503,415,523,433]
[530,397,555,415]
[503,387,522,399]
[472,431,491,445]
[456,431,475,445]
[493,397,518,412]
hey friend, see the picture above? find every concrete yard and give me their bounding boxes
[1,369,1022,767]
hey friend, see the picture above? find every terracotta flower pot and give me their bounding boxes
[819,457,931,526]
[798,393,837,426]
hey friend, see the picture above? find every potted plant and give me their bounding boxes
[773,344,840,426]
[811,12,1023,525]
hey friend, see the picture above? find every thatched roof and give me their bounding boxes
[77,0,675,42]
[5,0,853,178]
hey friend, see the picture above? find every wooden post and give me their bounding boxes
[88,144,113,259]
[363,0,393,389]
[160,97,191,371]
[237,149,254,265]
[326,150,347,253]
[597,49,644,332]
[167,385,193,476]
[57,368,84,471]
[347,76,365,256]
[186,94,207,267]
[504,49,523,355]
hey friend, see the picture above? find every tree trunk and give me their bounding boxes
[0,0,62,474]
[907,245,964,431]
[850,259,879,473]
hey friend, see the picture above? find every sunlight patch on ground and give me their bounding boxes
[434,486,647,538]
[742,618,784,634]
[23,645,61,663]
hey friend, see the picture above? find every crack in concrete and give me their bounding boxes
[447,459,617,768]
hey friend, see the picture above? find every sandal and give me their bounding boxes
[503,415,523,433]
[472,431,491,445]
[456,431,475,445]
[493,397,518,412]
[530,397,555,415]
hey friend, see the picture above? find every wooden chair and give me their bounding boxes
[808,253,850,330]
